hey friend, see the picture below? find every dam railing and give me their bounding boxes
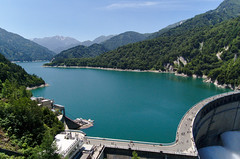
[86,136,175,146]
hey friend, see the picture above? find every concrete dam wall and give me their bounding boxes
[95,91,240,159]
[193,91,240,149]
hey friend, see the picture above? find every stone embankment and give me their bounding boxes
[26,83,49,90]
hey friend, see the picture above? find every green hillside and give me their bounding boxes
[0,54,63,158]
[53,31,150,60]
[0,54,45,87]
[46,16,240,88]
[54,43,109,60]
[147,20,186,39]
[0,28,55,61]
[101,31,149,50]
[156,0,240,38]
[45,0,240,88]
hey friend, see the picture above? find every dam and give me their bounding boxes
[36,91,240,158]
[77,91,240,159]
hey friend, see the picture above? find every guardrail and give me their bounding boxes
[64,129,86,135]
[86,136,175,146]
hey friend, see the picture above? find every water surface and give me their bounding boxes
[18,61,229,143]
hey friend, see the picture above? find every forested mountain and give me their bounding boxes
[80,35,115,46]
[33,35,116,53]
[101,31,150,50]
[0,28,55,61]
[54,43,109,60]
[46,0,240,88]
[158,0,240,37]
[0,53,45,87]
[147,20,186,39]
[0,53,63,158]
[53,31,149,60]
[32,36,81,53]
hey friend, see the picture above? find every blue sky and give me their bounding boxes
[0,0,223,41]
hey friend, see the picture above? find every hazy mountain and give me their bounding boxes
[80,35,115,46]
[51,31,149,60]
[0,28,55,61]
[46,0,240,88]
[32,35,115,53]
[32,36,81,53]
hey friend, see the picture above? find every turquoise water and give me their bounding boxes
[17,61,229,143]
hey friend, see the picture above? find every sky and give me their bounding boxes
[0,0,223,41]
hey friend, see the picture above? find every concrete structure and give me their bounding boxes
[53,104,65,116]
[81,91,240,159]
[55,130,86,159]
[30,97,82,129]
[31,97,54,109]
[193,91,240,149]
[38,91,240,158]
[31,97,65,113]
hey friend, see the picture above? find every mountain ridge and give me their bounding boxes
[0,28,55,61]
[52,31,151,59]
[54,43,109,60]
[46,0,240,88]
[32,35,115,53]
[32,36,81,53]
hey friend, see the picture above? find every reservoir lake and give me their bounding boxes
[18,61,229,143]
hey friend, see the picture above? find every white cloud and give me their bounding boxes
[104,0,193,11]
[106,1,159,9]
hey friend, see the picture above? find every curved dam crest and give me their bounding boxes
[84,91,240,159]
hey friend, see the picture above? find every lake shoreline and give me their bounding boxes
[44,65,239,90]
[26,83,49,90]
[43,65,174,74]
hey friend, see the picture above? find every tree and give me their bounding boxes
[37,129,60,159]
[132,151,140,159]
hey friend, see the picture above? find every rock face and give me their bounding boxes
[174,56,187,66]
[203,78,238,90]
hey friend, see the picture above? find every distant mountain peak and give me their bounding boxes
[32,36,81,53]
[53,35,66,40]
[217,0,240,12]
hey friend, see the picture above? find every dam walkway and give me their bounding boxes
[86,135,195,157]
[85,92,240,158]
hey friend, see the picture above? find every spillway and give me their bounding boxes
[198,131,240,159]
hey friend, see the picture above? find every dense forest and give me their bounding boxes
[0,53,64,158]
[53,31,151,60]
[46,0,240,89]
[0,54,45,87]
[101,31,150,51]
[0,28,55,61]
[54,43,109,60]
